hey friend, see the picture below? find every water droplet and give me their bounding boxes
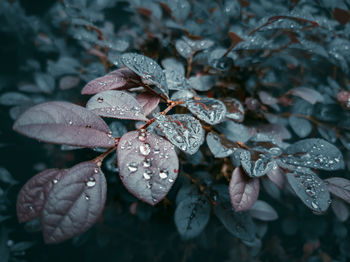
[127,162,138,172]
[85,195,90,200]
[97,97,104,103]
[174,135,183,143]
[305,188,315,196]
[154,145,160,154]
[159,170,168,179]
[52,179,58,184]
[94,167,99,174]
[143,158,152,167]
[28,205,34,211]
[311,201,318,209]
[139,143,151,156]
[143,170,152,180]
[168,178,174,183]
[86,177,96,187]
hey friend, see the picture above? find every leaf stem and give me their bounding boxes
[93,141,119,164]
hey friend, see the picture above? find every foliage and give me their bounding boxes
[1,0,350,261]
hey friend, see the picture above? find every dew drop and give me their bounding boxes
[94,167,99,174]
[97,97,104,103]
[139,143,151,156]
[168,178,174,183]
[154,145,160,154]
[143,158,152,167]
[52,179,58,184]
[311,201,318,209]
[127,162,138,173]
[68,120,73,125]
[143,170,152,180]
[85,195,90,200]
[86,177,96,187]
[159,170,168,179]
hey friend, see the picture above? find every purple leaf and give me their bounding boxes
[17,169,64,223]
[280,138,344,171]
[185,98,227,125]
[289,87,324,105]
[13,102,115,148]
[286,168,330,213]
[120,53,168,97]
[42,161,107,244]
[86,90,148,121]
[81,68,141,95]
[117,130,179,205]
[249,200,278,221]
[266,166,285,189]
[325,177,350,204]
[155,113,204,155]
[135,93,160,116]
[229,167,260,211]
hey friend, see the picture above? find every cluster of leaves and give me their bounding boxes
[2,0,350,260]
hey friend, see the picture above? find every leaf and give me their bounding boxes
[331,198,349,222]
[206,132,237,158]
[0,167,18,185]
[213,193,255,241]
[286,168,330,213]
[280,138,344,171]
[229,167,260,211]
[324,177,350,204]
[81,68,141,95]
[222,98,245,122]
[34,73,55,94]
[86,90,148,121]
[266,166,285,189]
[117,130,179,205]
[175,39,192,59]
[239,150,275,178]
[59,76,80,90]
[120,53,168,97]
[288,116,312,138]
[154,113,204,155]
[289,87,324,105]
[162,58,190,90]
[188,75,215,92]
[185,98,227,125]
[13,102,115,148]
[0,92,31,106]
[17,169,64,223]
[42,161,107,244]
[216,121,251,143]
[135,93,160,116]
[249,200,278,221]
[182,36,214,52]
[174,195,211,239]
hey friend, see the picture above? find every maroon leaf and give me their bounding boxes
[249,200,278,221]
[42,161,107,244]
[266,166,285,189]
[325,177,350,204]
[135,93,160,116]
[117,130,179,205]
[86,90,148,121]
[13,102,115,148]
[229,167,260,212]
[81,68,141,95]
[17,169,64,223]
[155,113,204,155]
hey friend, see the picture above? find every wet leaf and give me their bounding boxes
[288,116,312,138]
[160,0,190,21]
[222,98,245,122]
[174,194,211,239]
[324,177,350,204]
[117,130,179,205]
[206,132,237,158]
[185,98,226,125]
[286,168,330,213]
[216,121,251,143]
[120,53,168,97]
[249,200,278,221]
[280,138,344,171]
[13,102,115,148]
[42,161,107,244]
[175,39,192,59]
[17,169,64,223]
[81,68,141,95]
[229,167,260,211]
[239,150,275,178]
[188,75,215,92]
[86,90,148,121]
[155,113,204,155]
[135,93,160,116]
[213,186,255,241]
